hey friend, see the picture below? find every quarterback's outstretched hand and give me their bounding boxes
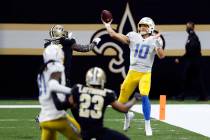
[102,19,113,29]
[92,37,101,45]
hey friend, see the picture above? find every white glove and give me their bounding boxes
[92,38,101,45]
[155,37,163,48]
[68,32,73,39]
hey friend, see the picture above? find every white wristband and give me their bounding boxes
[48,79,71,94]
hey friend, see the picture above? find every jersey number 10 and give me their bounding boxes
[134,44,149,59]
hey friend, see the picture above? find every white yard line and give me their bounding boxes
[131,104,210,138]
[1,104,210,138]
[0,105,40,108]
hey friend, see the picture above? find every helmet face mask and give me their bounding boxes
[85,67,106,89]
[138,24,149,35]
[49,25,68,39]
[138,17,155,35]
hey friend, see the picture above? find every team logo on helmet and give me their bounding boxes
[86,67,106,89]
[49,25,68,39]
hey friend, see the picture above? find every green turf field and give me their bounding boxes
[0,100,209,140]
[0,99,209,105]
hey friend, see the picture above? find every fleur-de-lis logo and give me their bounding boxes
[90,3,136,78]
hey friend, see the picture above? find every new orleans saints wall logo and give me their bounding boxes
[90,3,137,78]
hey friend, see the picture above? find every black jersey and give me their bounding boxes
[44,37,95,87]
[71,84,117,132]
[185,31,201,58]
[51,83,129,140]
[44,37,75,86]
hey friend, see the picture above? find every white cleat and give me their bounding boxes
[123,112,135,131]
[145,125,153,136]
[145,120,153,136]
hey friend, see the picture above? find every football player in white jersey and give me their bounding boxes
[37,44,81,140]
[102,17,165,136]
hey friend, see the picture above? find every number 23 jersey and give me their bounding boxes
[71,84,116,130]
[127,31,158,72]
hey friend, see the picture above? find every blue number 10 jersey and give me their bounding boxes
[127,32,159,72]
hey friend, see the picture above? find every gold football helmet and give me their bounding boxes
[86,67,106,89]
[49,25,68,39]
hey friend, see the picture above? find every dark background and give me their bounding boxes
[1,0,210,24]
[0,0,210,99]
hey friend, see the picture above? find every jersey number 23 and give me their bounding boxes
[79,93,104,119]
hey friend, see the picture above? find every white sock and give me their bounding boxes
[125,113,128,119]
[145,120,151,127]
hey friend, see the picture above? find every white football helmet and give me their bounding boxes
[86,67,106,89]
[49,25,68,39]
[43,44,64,63]
[138,17,155,35]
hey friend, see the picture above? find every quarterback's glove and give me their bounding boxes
[134,92,141,101]
[155,38,163,48]
[92,37,101,45]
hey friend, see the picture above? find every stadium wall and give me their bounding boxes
[0,0,210,99]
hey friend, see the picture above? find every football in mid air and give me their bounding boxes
[101,10,113,23]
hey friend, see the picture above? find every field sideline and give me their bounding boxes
[0,100,209,140]
[130,104,210,138]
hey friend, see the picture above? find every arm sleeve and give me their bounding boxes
[62,37,96,52]
[51,92,71,110]
[48,79,71,94]
[71,84,80,104]
[71,42,96,52]
[126,32,133,40]
[106,90,117,105]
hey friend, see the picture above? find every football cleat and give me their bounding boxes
[123,111,135,131]
[145,121,153,136]
[35,115,41,130]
